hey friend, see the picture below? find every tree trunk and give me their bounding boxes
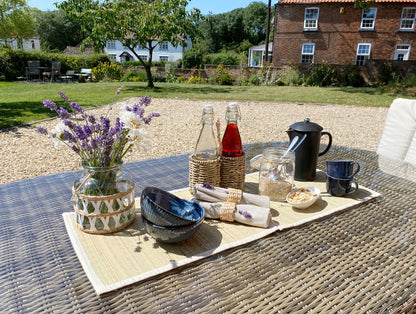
[145,65,154,88]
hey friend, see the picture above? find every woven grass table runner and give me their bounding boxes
[63,170,380,295]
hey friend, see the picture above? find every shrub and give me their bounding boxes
[277,66,303,86]
[249,74,260,86]
[122,70,147,82]
[204,51,240,66]
[92,62,123,81]
[306,62,337,86]
[213,64,233,85]
[338,65,366,87]
[182,48,204,68]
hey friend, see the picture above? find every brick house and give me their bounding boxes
[272,0,416,67]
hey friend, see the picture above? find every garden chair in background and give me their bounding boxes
[42,61,61,82]
[377,98,416,181]
[26,60,40,80]
[59,70,76,82]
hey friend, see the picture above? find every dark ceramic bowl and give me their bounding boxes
[140,186,205,227]
[141,215,204,243]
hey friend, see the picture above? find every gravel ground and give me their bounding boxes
[0,98,388,184]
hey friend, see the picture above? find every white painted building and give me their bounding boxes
[0,37,41,51]
[104,38,192,63]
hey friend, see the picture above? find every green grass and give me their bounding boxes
[0,81,413,129]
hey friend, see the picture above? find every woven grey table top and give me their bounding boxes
[1,142,416,313]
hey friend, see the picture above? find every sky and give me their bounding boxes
[27,0,270,15]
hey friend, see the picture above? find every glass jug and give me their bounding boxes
[250,147,295,200]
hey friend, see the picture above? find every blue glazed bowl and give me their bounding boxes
[141,215,204,243]
[140,186,205,227]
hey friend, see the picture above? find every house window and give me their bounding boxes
[159,42,169,51]
[304,8,319,30]
[159,56,169,62]
[356,43,371,65]
[31,40,35,50]
[361,8,377,29]
[108,54,117,61]
[107,40,116,49]
[394,44,411,61]
[139,55,148,61]
[301,43,315,64]
[400,8,416,30]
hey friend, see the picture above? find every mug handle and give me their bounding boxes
[346,180,359,195]
[318,132,332,156]
[351,162,360,177]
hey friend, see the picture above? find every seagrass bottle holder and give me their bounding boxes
[220,152,246,190]
[188,155,221,194]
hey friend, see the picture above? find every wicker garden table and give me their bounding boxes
[1,143,416,313]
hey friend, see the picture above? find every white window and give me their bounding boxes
[139,55,148,61]
[159,56,169,62]
[107,40,116,49]
[159,42,169,51]
[356,43,371,65]
[394,44,411,61]
[361,8,377,29]
[400,8,416,30]
[304,8,319,30]
[108,54,117,61]
[301,43,315,63]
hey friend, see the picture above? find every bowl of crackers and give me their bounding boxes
[286,186,320,209]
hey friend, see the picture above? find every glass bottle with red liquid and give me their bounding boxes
[222,103,243,157]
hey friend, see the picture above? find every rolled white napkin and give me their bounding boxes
[194,184,270,208]
[193,184,272,228]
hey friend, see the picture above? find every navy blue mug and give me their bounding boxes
[326,160,360,179]
[326,175,359,197]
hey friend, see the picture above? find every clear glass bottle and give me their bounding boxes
[194,104,219,160]
[222,102,243,157]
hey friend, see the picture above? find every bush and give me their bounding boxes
[122,70,147,82]
[249,74,260,86]
[213,64,233,85]
[337,65,366,87]
[203,51,240,66]
[92,62,123,81]
[277,66,303,86]
[306,62,337,86]
[182,48,204,68]
[0,48,110,80]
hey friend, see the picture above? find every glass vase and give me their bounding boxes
[72,162,136,234]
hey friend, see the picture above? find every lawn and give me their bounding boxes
[0,81,410,130]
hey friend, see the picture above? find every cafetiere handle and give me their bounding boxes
[318,132,332,156]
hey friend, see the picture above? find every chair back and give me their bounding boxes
[27,60,40,75]
[377,98,416,181]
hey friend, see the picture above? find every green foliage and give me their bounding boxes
[182,48,204,68]
[277,66,303,86]
[249,74,260,86]
[59,0,202,88]
[377,62,397,85]
[32,9,86,52]
[213,64,232,85]
[306,63,337,87]
[92,62,123,81]
[203,51,240,66]
[337,65,366,87]
[122,70,147,82]
[0,0,34,41]
[0,48,109,80]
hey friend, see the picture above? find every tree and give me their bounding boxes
[32,9,87,51]
[0,0,34,45]
[58,0,202,88]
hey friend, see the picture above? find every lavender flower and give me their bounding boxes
[36,90,160,167]
[202,183,214,190]
[116,86,124,95]
[43,99,57,111]
[58,91,69,102]
[238,210,252,219]
[35,126,48,135]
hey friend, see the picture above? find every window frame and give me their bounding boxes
[399,7,416,31]
[159,55,169,62]
[304,8,319,31]
[159,42,169,51]
[107,40,116,49]
[394,44,411,61]
[108,53,117,61]
[355,43,372,66]
[360,8,377,30]
[301,43,315,64]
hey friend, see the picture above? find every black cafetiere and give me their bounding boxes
[287,118,332,181]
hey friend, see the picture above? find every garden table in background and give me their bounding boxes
[1,143,416,313]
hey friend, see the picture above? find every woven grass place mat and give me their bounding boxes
[63,170,380,295]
